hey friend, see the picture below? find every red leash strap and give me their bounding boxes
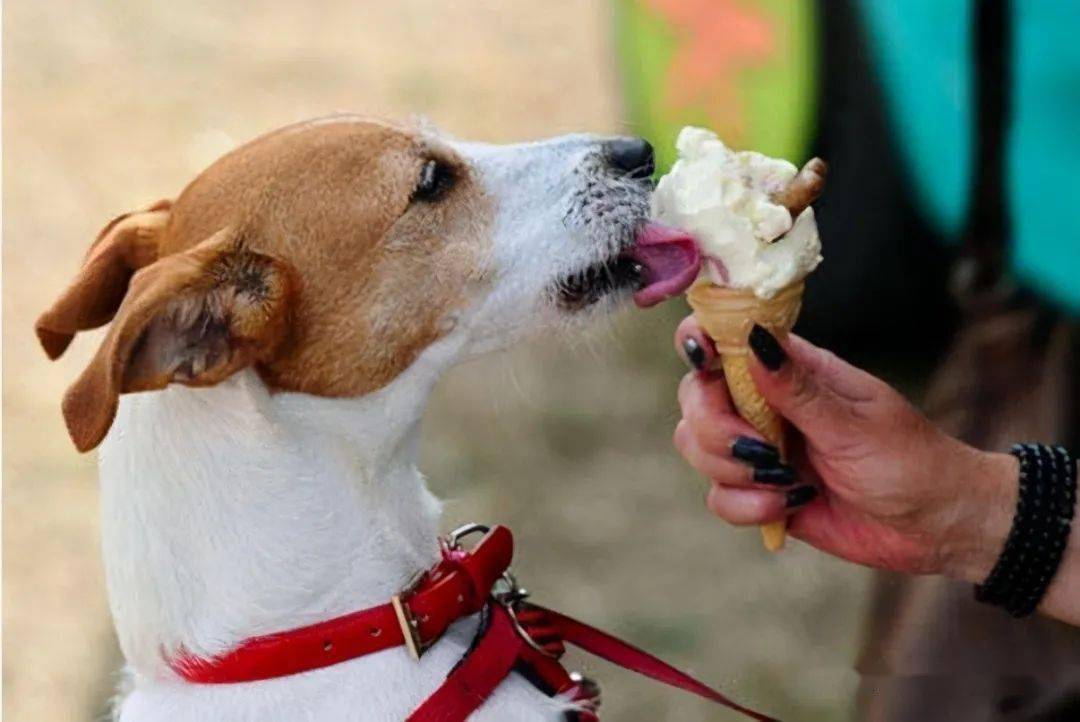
[533,604,779,722]
[406,606,525,722]
[407,601,777,722]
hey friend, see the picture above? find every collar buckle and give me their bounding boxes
[391,569,430,661]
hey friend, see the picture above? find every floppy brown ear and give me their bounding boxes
[62,228,295,452]
[36,199,172,359]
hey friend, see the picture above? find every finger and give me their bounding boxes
[675,421,797,489]
[705,485,786,526]
[674,315,717,372]
[677,371,739,436]
[678,389,755,455]
[785,335,883,405]
[745,326,865,442]
[674,420,754,484]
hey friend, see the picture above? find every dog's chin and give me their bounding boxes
[553,251,644,313]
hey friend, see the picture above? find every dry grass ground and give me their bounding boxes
[3,2,870,720]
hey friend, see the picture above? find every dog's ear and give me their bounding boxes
[36,199,173,359]
[60,227,295,452]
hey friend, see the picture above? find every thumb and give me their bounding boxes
[746,326,882,447]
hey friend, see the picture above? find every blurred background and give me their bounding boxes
[6,1,1078,721]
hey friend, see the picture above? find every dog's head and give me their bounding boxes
[37,116,698,451]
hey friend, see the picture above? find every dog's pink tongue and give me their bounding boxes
[630,223,701,308]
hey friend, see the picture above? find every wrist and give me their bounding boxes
[940,449,1019,584]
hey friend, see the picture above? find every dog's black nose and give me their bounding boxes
[605,137,655,180]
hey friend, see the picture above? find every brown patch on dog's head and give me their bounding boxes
[39,117,493,450]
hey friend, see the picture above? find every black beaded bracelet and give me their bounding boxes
[974,443,1077,617]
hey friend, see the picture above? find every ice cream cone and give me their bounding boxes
[686,280,804,552]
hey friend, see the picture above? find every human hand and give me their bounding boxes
[673,317,1018,581]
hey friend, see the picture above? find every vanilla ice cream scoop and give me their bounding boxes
[652,127,823,299]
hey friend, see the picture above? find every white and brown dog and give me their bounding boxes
[37,116,700,721]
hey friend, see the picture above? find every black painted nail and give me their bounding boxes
[682,337,706,371]
[731,436,780,466]
[753,466,797,486]
[749,324,787,371]
[785,485,818,509]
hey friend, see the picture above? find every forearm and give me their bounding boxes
[1037,525,1080,626]
[945,450,1080,626]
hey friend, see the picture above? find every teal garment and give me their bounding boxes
[859,1,1080,312]
[1010,3,1080,312]
[858,0,974,240]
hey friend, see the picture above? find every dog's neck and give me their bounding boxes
[98,335,469,676]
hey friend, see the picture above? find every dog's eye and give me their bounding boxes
[412,159,455,203]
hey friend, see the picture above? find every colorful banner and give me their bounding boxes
[615,0,818,173]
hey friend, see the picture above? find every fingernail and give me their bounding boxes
[749,324,786,371]
[731,436,780,466]
[785,485,818,509]
[681,337,706,371]
[753,466,797,486]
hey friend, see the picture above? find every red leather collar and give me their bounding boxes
[171,525,512,683]
[168,525,777,722]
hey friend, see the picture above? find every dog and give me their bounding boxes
[36,116,700,721]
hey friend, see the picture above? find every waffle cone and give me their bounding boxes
[686,281,804,552]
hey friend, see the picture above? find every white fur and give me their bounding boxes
[103,133,650,721]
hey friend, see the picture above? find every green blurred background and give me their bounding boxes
[3,2,871,720]
[616,0,817,170]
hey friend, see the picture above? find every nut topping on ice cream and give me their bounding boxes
[652,127,823,299]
